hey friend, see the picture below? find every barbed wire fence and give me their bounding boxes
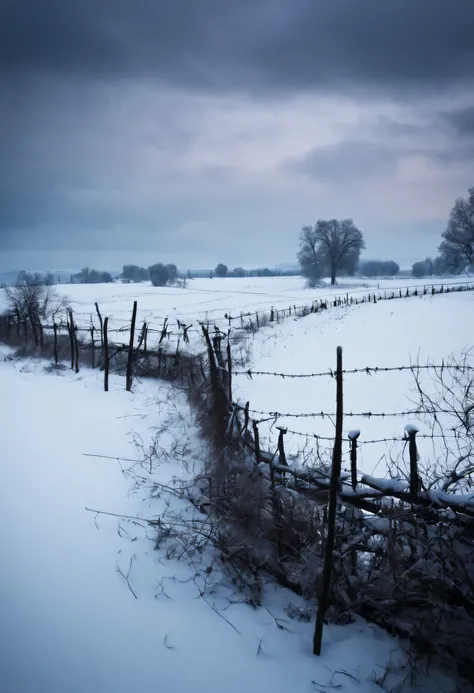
[2,283,474,671]
[195,334,474,670]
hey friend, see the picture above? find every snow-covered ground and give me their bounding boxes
[1,350,455,693]
[0,275,472,691]
[233,290,474,478]
[1,275,470,335]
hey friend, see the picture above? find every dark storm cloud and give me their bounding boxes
[442,106,474,136]
[284,141,398,182]
[1,0,474,267]
[1,0,474,94]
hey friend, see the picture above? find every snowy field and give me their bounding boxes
[233,290,474,478]
[0,276,472,692]
[0,348,455,693]
[0,275,470,334]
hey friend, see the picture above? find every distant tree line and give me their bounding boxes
[121,265,149,282]
[358,260,400,278]
[209,265,301,278]
[71,267,113,284]
[16,270,57,286]
[120,263,179,287]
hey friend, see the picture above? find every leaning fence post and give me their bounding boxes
[276,426,288,469]
[348,430,360,490]
[314,345,343,656]
[95,302,104,347]
[126,301,138,391]
[103,317,109,392]
[405,424,420,498]
[53,322,58,366]
[252,420,261,465]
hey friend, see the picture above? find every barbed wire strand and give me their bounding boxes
[232,363,474,379]
[239,404,467,419]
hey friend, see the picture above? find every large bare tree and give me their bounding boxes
[297,226,324,287]
[299,219,365,285]
[439,187,474,273]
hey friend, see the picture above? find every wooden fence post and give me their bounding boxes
[226,337,233,404]
[348,430,360,490]
[244,402,250,435]
[67,310,74,370]
[53,322,58,366]
[405,424,420,498]
[314,345,344,656]
[252,420,261,465]
[90,324,95,369]
[126,301,138,391]
[103,317,109,392]
[269,447,283,560]
[277,426,288,468]
[74,325,79,373]
[95,302,104,347]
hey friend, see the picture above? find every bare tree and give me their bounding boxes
[439,187,474,273]
[301,219,365,285]
[5,284,69,343]
[297,226,324,287]
[215,263,228,278]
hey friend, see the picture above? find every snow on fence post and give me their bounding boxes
[405,424,420,499]
[103,317,109,392]
[348,430,360,490]
[314,345,344,656]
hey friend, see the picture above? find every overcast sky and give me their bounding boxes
[1,0,473,271]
